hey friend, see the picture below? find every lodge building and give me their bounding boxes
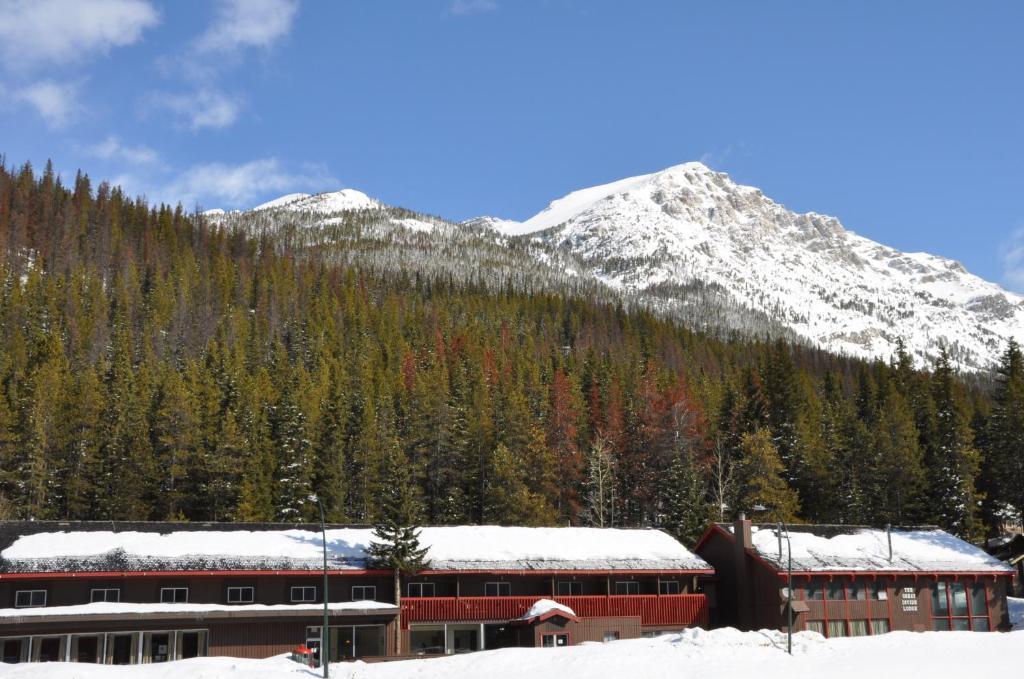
[0,522,712,665]
[694,517,1015,636]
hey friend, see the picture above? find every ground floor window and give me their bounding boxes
[806,620,825,635]
[827,620,846,638]
[308,625,387,661]
[30,636,65,662]
[848,620,869,637]
[931,580,989,631]
[603,631,620,642]
[870,619,890,635]
[71,635,101,663]
[808,618,889,637]
[541,634,568,648]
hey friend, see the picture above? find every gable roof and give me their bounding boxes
[0,522,711,575]
[745,523,1012,574]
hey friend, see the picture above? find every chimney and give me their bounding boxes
[733,513,754,629]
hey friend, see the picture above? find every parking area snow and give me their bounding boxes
[0,628,1018,679]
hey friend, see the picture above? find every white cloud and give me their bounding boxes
[449,0,498,15]
[15,80,81,127]
[87,136,161,166]
[151,89,244,130]
[0,0,159,71]
[1002,228,1024,292]
[194,0,299,55]
[162,158,336,209]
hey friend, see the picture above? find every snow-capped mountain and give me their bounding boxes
[482,162,1024,371]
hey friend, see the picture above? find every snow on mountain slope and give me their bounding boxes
[254,188,379,213]
[489,162,1024,371]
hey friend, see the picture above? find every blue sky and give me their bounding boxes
[1,0,1022,291]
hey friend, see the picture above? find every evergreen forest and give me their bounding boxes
[1,159,1022,546]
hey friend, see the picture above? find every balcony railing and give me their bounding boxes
[401,594,708,629]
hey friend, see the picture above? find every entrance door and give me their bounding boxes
[71,636,100,663]
[2,638,26,664]
[145,632,171,663]
[354,626,385,658]
[33,637,63,662]
[178,631,206,659]
[447,625,480,654]
[335,627,354,660]
[108,634,136,665]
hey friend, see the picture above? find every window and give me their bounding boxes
[806,580,824,600]
[602,631,620,642]
[827,620,846,638]
[848,620,869,637]
[352,585,376,601]
[160,588,188,603]
[291,586,317,603]
[90,588,120,603]
[541,634,569,648]
[659,581,681,595]
[227,586,254,604]
[485,582,511,597]
[826,581,845,601]
[931,579,989,631]
[848,580,867,601]
[614,581,640,595]
[806,620,825,635]
[870,619,890,635]
[557,581,582,596]
[14,590,46,608]
[408,582,435,598]
[872,581,888,600]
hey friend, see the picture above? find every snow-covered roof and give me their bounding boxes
[744,525,1013,574]
[0,524,710,574]
[517,598,577,621]
[0,601,395,621]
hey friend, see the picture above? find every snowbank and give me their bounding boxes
[2,526,709,572]
[1009,597,1023,630]
[748,526,1011,573]
[0,628,1019,679]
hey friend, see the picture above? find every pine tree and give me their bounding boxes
[736,428,799,522]
[985,341,1024,530]
[366,446,430,655]
[659,448,711,545]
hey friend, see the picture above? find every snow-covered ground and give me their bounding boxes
[1,628,1019,679]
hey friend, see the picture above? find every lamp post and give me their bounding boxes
[311,495,330,678]
[751,505,793,656]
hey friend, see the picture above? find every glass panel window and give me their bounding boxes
[160,588,188,603]
[541,634,568,648]
[408,582,436,598]
[485,582,511,597]
[659,581,680,595]
[410,628,445,655]
[806,581,824,600]
[826,581,845,601]
[557,581,582,596]
[227,586,254,604]
[931,582,949,615]
[806,620,825,635]
[870,619,890,635]
[848,620,869,636]
[602,631,620,642]
[971,617,990,632]
[827,620,846,638]
[614,581,640,595]
[872,581,888,600]
[90,588,120,603]
[951,618,970,631]
[352,586,376,601]
[291,586,317,603]
[949,582,968,616]
[15,590,47,607]
[932,618,950,632]
[848,580,867,601]
[969,583,987,618]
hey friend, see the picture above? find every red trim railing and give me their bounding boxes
[401,594,708,629]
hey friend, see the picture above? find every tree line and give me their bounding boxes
[0,159,1021,545]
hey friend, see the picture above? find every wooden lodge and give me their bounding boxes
[0,522,711,665]
[694,517,1015,637]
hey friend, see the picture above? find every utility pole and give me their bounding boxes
[312,495,330,677]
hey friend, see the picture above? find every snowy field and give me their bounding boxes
[1,627,1021,679]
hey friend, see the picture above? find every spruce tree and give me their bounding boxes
[737,428,799,522]
[366,447,430,655]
